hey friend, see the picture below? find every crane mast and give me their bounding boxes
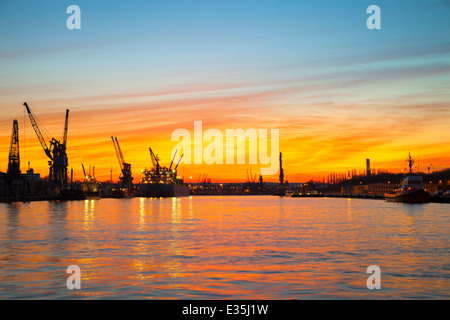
[174,152,184,171]
[111,136,124,171]
[63,109,69,148]
[115,137,126,167]
[149,148,160,173]
[23,102,69,194]
[7,119,21,176]
[279,152,284,184]
[111,136,133,190]
[23,102,52,160]
[406,152,414,174]
[168,149,177,171]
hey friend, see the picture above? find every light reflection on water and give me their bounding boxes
[0,196,449,299]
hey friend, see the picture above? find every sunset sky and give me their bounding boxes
[1,0,449,183]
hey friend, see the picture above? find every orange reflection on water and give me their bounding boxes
[0,197,449,299]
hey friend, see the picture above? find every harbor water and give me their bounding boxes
[0,196,449,299]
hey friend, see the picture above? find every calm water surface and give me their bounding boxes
[0,196,449,299]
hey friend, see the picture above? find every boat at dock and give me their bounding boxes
[81,164,100,199]
[385,153,430,204]
[111,187,134,198]
[139,182,190,197]
[137,147,190,198]
[385,176,431,203]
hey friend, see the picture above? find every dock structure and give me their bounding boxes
[325,193,385,200]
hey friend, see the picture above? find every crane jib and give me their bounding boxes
[23,102,52,160]
[22,102,70,193]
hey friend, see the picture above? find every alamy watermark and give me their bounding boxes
[66,5,81,30]
[367,5,381,30]
[66,5,380,30]
[171,121,279,175]
[66,265,81,290]
[366,265,381,289]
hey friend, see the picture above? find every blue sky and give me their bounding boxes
[1,1,449,100]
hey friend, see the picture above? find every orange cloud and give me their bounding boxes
[1,84,449,183]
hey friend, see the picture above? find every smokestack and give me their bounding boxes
[279,152,284,184]
[366,159,371,177]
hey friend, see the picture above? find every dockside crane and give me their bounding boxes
[274,152,289,196]
[7,119,20,176]
[81,163,89,189]
[168,149,177,171]
[111,136,133,190]
[149,147,161,174]
[279,152,284,185]
[63,106,69,150]
[23,102,69,194]
[147,147,183,183]
[174,152,184,171]
[5,119,22,196]
[82,163,87,178]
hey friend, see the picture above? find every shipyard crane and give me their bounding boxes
[149,147,161,173]
[111,136,133,190]
[249,169,257,183]
[246,169,257,183]
[82,163,87,178]
[279,152,284,184]
[112,136,124,170]
[169,150,177,171]
[23,102,69,194]
[7,119,20,176]
[174,152,184,171]
[6,119,21,196]
[63,106,69,150]
[81,163,89,190]
[144,147,184,185]
[406,152,414,174]
[274,152,289,196]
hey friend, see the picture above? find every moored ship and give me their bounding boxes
[139,182,190,197]
[385,153,430,203]
[81,164,100,199]
[111,187,134,198]
[138,148,190,198]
